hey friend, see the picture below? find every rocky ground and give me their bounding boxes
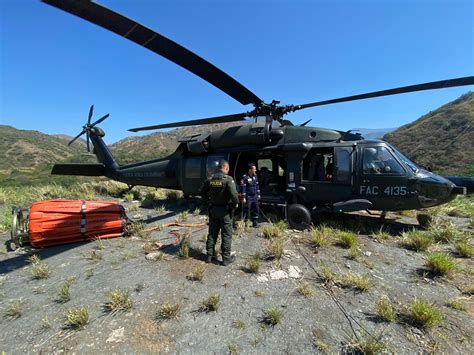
[0,200,473,354]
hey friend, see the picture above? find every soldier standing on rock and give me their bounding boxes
[200,160,239,266]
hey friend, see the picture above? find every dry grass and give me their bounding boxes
[297,282,315,298]
[55,280,74,304]
[445,299,466,311]
[156,303,181,321]
[3,300,24,319]
[401,229,433,252]
[187,264,206,282]
[175,210,189,223]
[104,289,133,313]
[262,225,284,239]
[199,293,220,312]
[371,227,391,241]
[310,225,334,248]
[30,262,51,279]
[341,273,373,292]
[375,296,396,322]
[265,238,284,260]
[245,252,261,273]
[455,240,474,258]
[232,319,246,329]
[346,334,389,354]
[65,307,89,329]
[125,221,151,240]
[85,250,103,263]
[428,219,459,243]
[320,264,338,284]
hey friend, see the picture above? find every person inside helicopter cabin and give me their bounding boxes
[307,153,326,181]
[200,160,239,266]
[325,156,334,181]
[240,163,261,228]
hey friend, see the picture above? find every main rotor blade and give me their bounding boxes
[42,0,262,106]
[68,129,86,146]
[128,112,248,132]
[87,104,94,124]
[295,76,474,111]
[91,113,110,127]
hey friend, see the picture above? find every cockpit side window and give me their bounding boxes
[363,146,405,175]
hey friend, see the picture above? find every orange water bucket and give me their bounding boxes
[27,200,126,248]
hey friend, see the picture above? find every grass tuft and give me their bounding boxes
[187,264,206,282]
[125,221,150,240]
[428,219,458,243]
[3,300,24,319]
[445,299,466,311]
[335,231,358,249]
[175,210,189,223]
[341,273,372,292]
[55,280,73,303]
[375,296,396,322]
[232,319,246,329]
[455,240,474,258]
[104,289,133,313]
[346,334,389,354]
[409,298,442,328]
[30,262,50,279]
[401,229,433,252]
[310,225,334,248]
[85,249,103,263]
[65,307,89,329]
[265,238,284,260]
[320,264,338,284]
[199,293,220,312]
[260,307,282,326]
[371,227,391,241]
[261,225,284,239]
[426,253,456,276]
[245,252,261,273]
[297,282,315,298]
[156,303,181,321]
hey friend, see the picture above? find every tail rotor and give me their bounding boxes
[68,105,110,152]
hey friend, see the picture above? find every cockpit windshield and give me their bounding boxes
[390,146,419,173]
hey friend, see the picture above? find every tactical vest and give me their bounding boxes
[209,173,232,205]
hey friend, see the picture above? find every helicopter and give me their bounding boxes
[45,0,474,229]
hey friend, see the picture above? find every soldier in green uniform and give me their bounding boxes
[200,160,239,266]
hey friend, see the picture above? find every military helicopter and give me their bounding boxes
[45,0,473,229]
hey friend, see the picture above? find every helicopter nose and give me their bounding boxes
[416,171,461,208]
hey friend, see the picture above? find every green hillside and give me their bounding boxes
[0,125,95,185]
[384,92,474,176]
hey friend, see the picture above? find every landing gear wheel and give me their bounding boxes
[10,208,28,250]
[287,203,311,230]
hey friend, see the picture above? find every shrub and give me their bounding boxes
[410,298,442,328]
[426,253,456,276]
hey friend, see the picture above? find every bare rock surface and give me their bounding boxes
[0,205,473,353]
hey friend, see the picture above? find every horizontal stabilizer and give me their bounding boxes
[51,164,105,176]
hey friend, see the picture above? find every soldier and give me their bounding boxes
[200,160,239,266]
[240,163,261,228]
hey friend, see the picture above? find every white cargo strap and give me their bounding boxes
[80,200,87,212]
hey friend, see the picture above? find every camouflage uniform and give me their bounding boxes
[201,171,239,263]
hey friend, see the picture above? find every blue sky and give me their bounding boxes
[1,0,473,143]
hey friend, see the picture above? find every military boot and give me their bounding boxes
[222,255,235,266]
